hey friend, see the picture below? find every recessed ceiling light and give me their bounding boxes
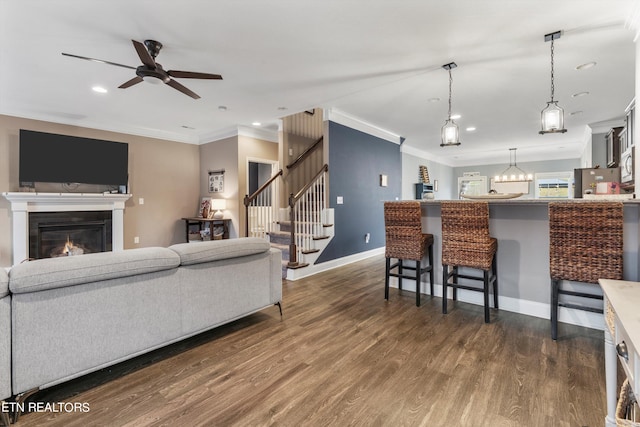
[570,110,583,116]
[277,106,288,110]
[572,91,590,98]
[466,127,476,132]
[252,122,262,126]
[427,97,440,103]
[92,86,107,94]
[218,105,227,111]
[576,62,597,70]
[450,114,461,120]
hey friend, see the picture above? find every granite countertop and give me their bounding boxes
[600,279,640,355]
[420,198,639,205]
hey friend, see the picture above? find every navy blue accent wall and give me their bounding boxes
[316,121,401,263]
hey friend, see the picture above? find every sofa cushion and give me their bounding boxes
[169,237,270,266]
[0,268,8,298]
[9,247,180,294]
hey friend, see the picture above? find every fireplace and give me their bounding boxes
[29,211,112,259]
[2,192,131,266]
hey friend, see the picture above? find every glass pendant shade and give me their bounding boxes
[540,101,566,134]
[441,119,460,146]
[440,62,460,147]
[539,31,567,135]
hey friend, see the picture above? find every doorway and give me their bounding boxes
[246,158,279,238]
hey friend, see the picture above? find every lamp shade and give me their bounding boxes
[211,199,226,219]
[540,101,566,134]
[441,119,461,146]
[211,199,226,210]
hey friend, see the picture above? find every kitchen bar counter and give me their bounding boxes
[414,199,639,330]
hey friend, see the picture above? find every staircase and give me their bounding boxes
[268,194,334,279]
[245,131,331,279]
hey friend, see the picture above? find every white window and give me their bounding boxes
[534,171,573,199]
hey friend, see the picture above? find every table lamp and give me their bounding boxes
[211,199,226,219]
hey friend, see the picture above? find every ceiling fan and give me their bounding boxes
[62,39,222,99]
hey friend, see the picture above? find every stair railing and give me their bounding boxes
[244,169,283,238]
[288,164,328,267]
[286,136,323,170]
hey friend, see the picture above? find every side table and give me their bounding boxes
[181,217,231,241]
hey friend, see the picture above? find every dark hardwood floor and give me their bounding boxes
[15,255,608,427]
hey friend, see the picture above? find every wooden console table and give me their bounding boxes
[600,279,640,427]
[181,217,231,241]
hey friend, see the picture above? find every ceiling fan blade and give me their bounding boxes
[118,76,144,88]
[167,70,223,80]
[132,40,156,68]
[166,78,200,99]
[61,52,136,70]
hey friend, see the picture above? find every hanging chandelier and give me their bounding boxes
[539,31,567,135]
[494,148,533,183]
[441,62,461,147]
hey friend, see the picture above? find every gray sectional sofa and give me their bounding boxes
[0,269,10,426]
[1,237,281,420]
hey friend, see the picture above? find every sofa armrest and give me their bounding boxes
[9,247,180,294]
[0,268,7,299]
[169,237,271,266]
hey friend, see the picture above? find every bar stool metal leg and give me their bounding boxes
[452,266,459,301]
[415,259,421,307]
[492,253,499,309]
[551,279,559,340]
[483,270,490,323]
[442,264,449,314]
[384,257,391,301]
[428,244,434,296]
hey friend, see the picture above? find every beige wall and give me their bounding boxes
[238,135,279,236]
[198,134,278,238]
[199,136,239,237]
[0,115,200,267]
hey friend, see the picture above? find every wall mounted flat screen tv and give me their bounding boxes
[19,130,129,187]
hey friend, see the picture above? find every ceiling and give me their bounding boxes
[1,1,638,167]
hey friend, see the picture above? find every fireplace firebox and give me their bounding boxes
[29,211,112,259]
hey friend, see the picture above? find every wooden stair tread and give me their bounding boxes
[287,262,309,270]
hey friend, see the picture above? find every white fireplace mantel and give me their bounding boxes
[2,192,131,266]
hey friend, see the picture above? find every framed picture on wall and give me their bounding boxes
[208,170,224,193]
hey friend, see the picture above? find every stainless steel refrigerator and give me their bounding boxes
[573,167,621,198]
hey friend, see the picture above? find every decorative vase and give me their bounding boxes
[202,206,210,218]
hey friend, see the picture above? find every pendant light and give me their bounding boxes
[539,31,567,134]
[493,148,533,182]
[441,62,461,147]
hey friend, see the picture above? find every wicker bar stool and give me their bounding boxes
[384,201,434,307]
[549,201,623,340]
[441,201,498,323]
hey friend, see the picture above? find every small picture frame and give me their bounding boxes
[208,170,224,193]
[199,198,212,218]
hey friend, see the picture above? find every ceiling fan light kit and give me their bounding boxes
[440,62,461,147]
[62,39,222,99]
[539,30,567,135]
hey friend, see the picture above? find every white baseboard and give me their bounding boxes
[288,251,603,331]
[388,279,604,331]
[286,247,384,281]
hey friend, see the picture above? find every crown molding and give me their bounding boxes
[237,125,279,142]
[324,108,403,144]
[199,125,278,144]
[0,110,199,144]
[400,143,456,167]
[589,118,626,134]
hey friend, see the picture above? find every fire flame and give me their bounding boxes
[62,235,77,256]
